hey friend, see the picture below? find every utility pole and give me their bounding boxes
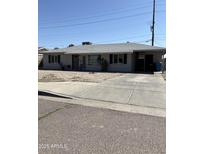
[151,0,156,46]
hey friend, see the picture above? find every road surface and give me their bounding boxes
[39,97,166,154]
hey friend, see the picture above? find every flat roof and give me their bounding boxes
[42,43,166,54]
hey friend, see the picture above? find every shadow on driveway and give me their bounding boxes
[38,91,72,99]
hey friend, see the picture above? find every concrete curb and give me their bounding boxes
[39,92,166,118]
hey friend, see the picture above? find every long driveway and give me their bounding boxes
[39,73,165,109]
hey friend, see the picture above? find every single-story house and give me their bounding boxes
[40,42,166,73]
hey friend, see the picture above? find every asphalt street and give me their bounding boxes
[39,97,166,154]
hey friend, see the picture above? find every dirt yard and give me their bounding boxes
[38,70,123,83]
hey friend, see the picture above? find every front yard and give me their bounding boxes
[38,70,122,83]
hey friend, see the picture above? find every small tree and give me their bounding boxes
[54,47,59,50]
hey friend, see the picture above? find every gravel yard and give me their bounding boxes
[38,70,122,83]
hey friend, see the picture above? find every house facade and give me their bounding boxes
[41,43,165,73]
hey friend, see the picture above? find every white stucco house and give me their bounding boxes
[40,42,166,73]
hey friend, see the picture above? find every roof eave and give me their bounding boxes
[41,51,65,54]
[64,51,133,54]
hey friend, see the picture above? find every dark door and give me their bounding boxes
[72,55,79,70]
[145,55,154,72]
[135,53,145,72]
[135,59,144,72]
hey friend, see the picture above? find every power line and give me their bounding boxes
[40,0,157,23]
[40,3,165,25]
[41,5,151,24]
[155,41,166,47]
[39,8,165,30]
[39,11,153,29]
[39,21,150,38]
[95,34,151,44]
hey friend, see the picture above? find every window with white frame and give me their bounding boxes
[110,54,127,64]
[88,55,100,65]
[48,55,61,64]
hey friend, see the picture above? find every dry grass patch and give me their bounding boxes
[38,70,122,83]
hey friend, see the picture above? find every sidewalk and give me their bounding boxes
[39,74,165,109]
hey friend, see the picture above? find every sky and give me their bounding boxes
[38,0,166,49]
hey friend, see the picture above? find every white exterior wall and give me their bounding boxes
[43,52,163,72]
[86,55,101,71]
[105,54,132,72]
[77,54,101,71]
[61,54,72,70]
[43,54,62,70]
[62,54,107,71]
[78,54,132,72]
[43,53,134,72]
[43,54,72,70]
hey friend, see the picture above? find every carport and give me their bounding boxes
[133,49,166,73]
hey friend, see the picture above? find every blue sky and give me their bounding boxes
[39,0,166,48]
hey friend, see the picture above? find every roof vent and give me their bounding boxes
[82,41,92,45]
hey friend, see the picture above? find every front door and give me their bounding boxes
[135,53,145,72]
[145,55,154,72]
[72,55,79,70]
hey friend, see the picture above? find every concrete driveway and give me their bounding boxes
[39,73,165,109]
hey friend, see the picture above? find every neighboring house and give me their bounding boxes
[38,47,48,52]
[41,42,166,73]
[38,53,43,68]
[38,47,48,68]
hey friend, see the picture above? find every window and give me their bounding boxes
[119,54,123,63]
[114,54,118,63]
[48,55,61,64]
[110,54,127,64]
[88,55,99,65]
